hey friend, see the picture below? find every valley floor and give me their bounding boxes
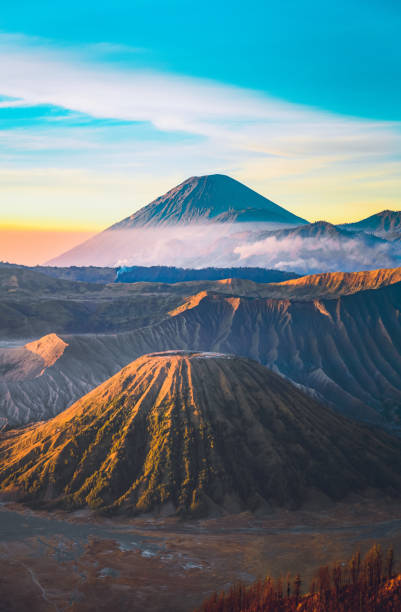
[1,500,401,611]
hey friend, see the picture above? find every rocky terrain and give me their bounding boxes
[1,266,401,427]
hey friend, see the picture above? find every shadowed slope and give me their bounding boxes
[1,352,401,517]
[111,174,308,228]
[159,283,401,424]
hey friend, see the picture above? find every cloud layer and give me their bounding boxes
[48,223,401,274]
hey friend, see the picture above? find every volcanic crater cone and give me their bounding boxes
[1,351,401,516]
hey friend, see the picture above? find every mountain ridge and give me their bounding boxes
[339,210,401,236]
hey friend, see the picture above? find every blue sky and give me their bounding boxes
[2,0,400,120]
[0,0,400,244]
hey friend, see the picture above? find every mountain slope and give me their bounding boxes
[1,352,401,516]
[0,264,188,339]
[111,174,308,228]
[339,210,401,237]
[157,284,401,424]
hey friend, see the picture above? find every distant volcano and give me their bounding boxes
[1,351,401,517]
[46,175,401,271]
[47,175,307,267]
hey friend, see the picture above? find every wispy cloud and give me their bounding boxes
[0,33,400,226]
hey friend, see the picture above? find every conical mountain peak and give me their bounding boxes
[111,174,308,228]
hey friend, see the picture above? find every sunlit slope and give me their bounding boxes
[272,266,401,297]
[1,352,401,516]
[165,266,401,300]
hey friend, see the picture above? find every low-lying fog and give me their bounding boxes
[52,222,401,273]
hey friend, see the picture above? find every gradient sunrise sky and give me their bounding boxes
[0,0,400,264]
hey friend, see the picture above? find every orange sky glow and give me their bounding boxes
[0,228,96,266]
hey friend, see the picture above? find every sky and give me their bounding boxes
[0,0,400,264]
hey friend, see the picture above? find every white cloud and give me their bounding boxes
[46,223,401,273]
[0,33,399,153]
[0,33,400,225]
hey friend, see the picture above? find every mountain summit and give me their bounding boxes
[111,174,308,228]
[1,351,401,516]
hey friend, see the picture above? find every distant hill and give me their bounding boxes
[36,265,117,283]
[339,210,401,237]
[261,220,388,243]
[239,220,400,273]
[2,351,401,516]
[1,262,298,285]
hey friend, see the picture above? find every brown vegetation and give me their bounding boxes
[196,546,401,611]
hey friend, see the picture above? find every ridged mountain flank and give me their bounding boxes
[1,352,401,517]
[111,174,308,228]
